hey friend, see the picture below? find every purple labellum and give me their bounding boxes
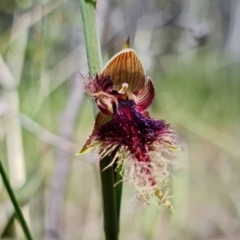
[98,100,170,163]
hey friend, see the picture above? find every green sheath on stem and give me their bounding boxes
[0,159,33,240]
[79,1,122,239]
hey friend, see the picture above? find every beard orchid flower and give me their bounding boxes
[78,49,181,210]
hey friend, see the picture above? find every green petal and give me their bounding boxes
[76,141,93,155]
[100,49,146,93]
[76,112,112,155]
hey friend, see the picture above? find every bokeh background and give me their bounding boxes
[0,0,240,239]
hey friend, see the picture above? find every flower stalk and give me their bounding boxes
[79,1,121,239]
[0,159,33,240]
[79,1,181,238]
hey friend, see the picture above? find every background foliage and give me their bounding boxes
[0,0,240,239]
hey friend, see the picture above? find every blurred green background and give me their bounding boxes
[0,0,240,239]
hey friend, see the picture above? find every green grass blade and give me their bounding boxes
[0,159,33,240]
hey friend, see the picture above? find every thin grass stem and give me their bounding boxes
[0,159,33,240]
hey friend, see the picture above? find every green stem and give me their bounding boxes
[79,1,121,239]
[79,0,102,115]
[115,164,123,226]
[100,157,119,240]
[0,159,33,240]
[79,0,102,75]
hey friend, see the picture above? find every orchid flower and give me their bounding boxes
[78,49,180,210]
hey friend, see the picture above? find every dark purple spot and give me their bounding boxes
[97,100,170,162]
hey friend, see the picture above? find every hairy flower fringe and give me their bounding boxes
[90,134,179,210]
